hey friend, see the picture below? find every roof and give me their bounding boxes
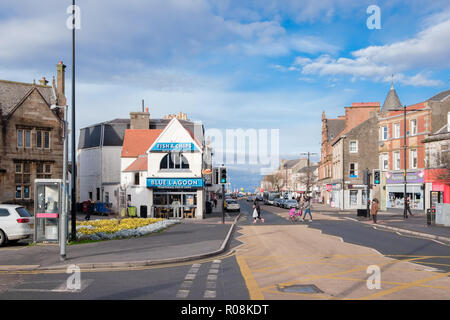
[428,90,450,102]
[0,80,54,116]
[326,118,346,141]
[121,129,163,158]
[297,165,318,173]
[281,159,302,169]
[381,84,402,112]
[123,156,148,172]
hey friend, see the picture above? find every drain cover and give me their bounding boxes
[277,284,323,294]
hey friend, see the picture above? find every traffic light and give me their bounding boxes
[373,169,380,184]
[220,167,227,184]
[213,168,219,184]
[363,169,371,185]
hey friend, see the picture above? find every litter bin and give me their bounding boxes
[205,201,212,214]
[127,206,137,218]
[357,209,368,217]
[140,205,147,218]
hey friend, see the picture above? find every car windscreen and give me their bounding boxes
[16,207,32,217]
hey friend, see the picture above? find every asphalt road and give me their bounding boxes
[240,200,450,273]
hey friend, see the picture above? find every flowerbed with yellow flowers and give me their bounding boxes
[76,218,179,241]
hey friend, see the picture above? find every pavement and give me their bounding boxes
[0,206,240,272]
[311,203,450,243]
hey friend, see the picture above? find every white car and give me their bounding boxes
[225,199,240,212]
[0,205,34,246]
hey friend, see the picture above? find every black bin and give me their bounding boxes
[205,201,212,214]
[140,205,148,218]
[357,209,368,217]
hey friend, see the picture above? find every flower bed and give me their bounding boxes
[76,218,179,241]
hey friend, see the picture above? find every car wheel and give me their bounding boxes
[0,229,7,247]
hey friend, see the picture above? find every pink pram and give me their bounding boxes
[289,208,302,222]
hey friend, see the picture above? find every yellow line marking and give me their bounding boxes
[356,272,450,300]
[235,256,264,300]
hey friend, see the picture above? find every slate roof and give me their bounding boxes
[326,118,346,141]
[428,90,450,102]
[0,80,54,116]
[381,84,403,112]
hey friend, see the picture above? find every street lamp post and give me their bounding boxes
[70,0,77,241]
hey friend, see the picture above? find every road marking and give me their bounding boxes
[236,256,264,300]
[176,290,189,298]
[8,279,93,294]
[177,263,202,299]
[357,272,450,300]
[396,232,402,236]
[431,239,446,245]
[203,260,221,299]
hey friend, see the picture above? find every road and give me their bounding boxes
[0,199,449,300]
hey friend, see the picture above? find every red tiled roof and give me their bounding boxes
[121,129,163,158]
[123,156,148,172]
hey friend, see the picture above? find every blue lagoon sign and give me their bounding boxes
[147,178,203,189]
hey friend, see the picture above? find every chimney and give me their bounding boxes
[56,61,67,106]
[39,77,49,86]
[130,108,150,130]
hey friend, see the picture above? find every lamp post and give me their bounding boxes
[390,105,422,219]
[70,0,77,241]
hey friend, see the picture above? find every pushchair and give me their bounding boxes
[289,207,302,222]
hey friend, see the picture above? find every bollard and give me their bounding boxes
[432,208,436,226]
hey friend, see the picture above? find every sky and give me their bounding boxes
[0,0,449,192]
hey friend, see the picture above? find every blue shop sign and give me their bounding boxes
[147,178,204,189]
[151,142,197,152]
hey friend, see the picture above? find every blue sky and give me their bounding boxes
[0,0,449,192]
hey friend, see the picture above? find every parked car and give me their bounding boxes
[273,198,283,207]
[0,205,34,246]
[283,200,299,209]
[246,196,253,202]
[225,199,240,212]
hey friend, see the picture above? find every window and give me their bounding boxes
[349,141,358,153]
[25,130,31,148]
[37,131,42,148]
[410,149,418,169]
[134,172,140,185]
[160,153,190,170]
[380,126,388,141]
[349,190,358,206]
[349,163,358,178]
[380,153,389,171]
[15,163,31,199]
[44,131,50,149]
[410,119,417,136]
[17,130,23,147]
[0,209,10,217]
[394,123,400,138]
[394,151,401,170]
[37,163,51,179]
[88,192,93,200]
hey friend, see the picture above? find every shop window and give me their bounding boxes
[160,153,190,170]
[349,190,358,206]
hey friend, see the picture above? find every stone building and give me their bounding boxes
[0,62,67,210]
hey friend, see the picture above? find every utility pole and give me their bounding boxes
[70,0,77,241]
[300,152,318,197]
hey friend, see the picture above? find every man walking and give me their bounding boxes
[371,198,379,224]
[302,196,313,222]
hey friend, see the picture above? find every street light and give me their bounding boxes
[70,0,77,241]
[300,152,318,197]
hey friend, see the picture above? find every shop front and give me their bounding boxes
[385,171,424,210]
[148,178,204,219]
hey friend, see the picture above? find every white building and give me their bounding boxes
[121,117,208,219]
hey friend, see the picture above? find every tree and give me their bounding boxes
[296,165,318,196]
[263,172,284,192]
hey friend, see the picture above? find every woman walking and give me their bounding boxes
[371,198,379,224]
[252,200,264,223]
[302,196,312,222]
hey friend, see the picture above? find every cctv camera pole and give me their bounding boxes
[70,0,77,242]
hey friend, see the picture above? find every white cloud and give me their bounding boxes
[294,17,450,87]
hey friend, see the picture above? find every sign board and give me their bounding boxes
[386,170,424,184]
[147,178,204,189]
[151,142,198,152]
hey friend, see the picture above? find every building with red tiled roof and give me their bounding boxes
[121,129,163,158]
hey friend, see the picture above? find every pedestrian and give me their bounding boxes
[85,198,94,221]
[252,199,264,223]
[302,196,313,222]
[371,198,379,224]
[214,198,217,208]
[405,196,414,218]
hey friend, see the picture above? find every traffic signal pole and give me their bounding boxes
[222,184,225,224]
